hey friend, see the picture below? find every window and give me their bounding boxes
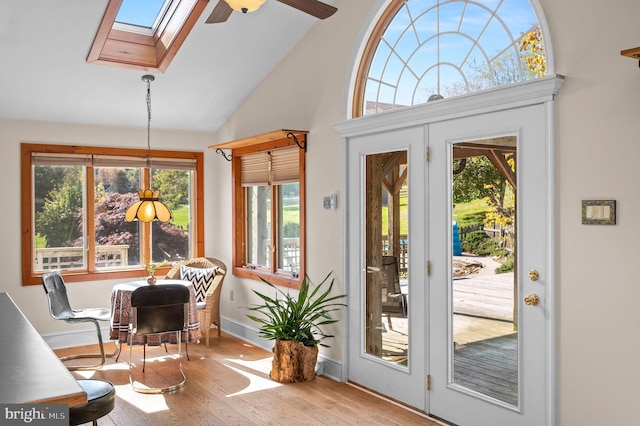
[354,0,546,117]
[21,143,204,285]
[87,0,209,72]
[212,130,306,289]
[116,0,169,29]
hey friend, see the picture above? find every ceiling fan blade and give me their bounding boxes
[276,0,337,20]
[205,0,233,23]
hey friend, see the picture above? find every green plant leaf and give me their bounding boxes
[246,272,346,347]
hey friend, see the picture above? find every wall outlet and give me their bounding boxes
[230,290,234,301]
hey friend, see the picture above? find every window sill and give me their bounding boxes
[23,266,172,286]
[233,267,301,290]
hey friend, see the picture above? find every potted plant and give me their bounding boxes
[247,272,346,383]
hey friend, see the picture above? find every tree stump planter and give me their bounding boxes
[270,340,319,383]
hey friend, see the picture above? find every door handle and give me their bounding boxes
[524,294,540,306]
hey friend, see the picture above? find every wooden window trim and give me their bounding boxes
[210,130,307,289]
[20,143,204,286]
[87,0,209,72]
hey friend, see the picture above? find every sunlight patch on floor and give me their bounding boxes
[224,356,272,374]
[222,357,281,397]
[113,384,169,414]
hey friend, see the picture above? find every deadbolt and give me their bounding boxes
[528,269,539,281]
[524,294,540,306]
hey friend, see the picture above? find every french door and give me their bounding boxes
[428,105,550,425]
[341,79,559,425]
[346,126,427,409]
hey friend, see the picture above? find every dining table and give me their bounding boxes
[109,279,201,346]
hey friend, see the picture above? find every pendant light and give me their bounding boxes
[125,75,173,223]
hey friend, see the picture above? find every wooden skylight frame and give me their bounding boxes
[87,0,209,72]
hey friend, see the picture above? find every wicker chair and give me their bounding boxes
[165,257,226,347]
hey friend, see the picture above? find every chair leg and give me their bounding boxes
[60,320,119,371]
[129,330,186,394]
[204,327,210,348]
[114,340,123,362]
[201,311,211,347]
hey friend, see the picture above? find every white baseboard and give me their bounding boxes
[42,326,112,350]
[40,318,345,381]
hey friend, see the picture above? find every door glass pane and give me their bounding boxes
[450,137,518,405]
[365,150,409,366]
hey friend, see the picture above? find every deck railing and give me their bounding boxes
[255,238,301,274]
[35,245,129,271]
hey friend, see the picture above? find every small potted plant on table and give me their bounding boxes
[247,272,346,383]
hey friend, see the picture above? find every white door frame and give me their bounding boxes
[335,75,564,425]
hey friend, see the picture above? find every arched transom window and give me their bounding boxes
[354,0,546,117]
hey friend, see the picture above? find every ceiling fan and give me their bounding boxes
[205,0,338,24]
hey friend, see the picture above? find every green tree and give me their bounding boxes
[152,169,189,210]
[35,167,83,247]
[95,168,138,195]
[452,156,514,216]
[34,166,66,214]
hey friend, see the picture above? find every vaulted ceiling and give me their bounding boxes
[0,0,335,132]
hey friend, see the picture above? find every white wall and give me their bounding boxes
[214,0,640,424]
[543,1,640,424]
[212,0,375,363]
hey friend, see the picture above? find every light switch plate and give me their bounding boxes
[323,196,331,210]
[323,193,338,210]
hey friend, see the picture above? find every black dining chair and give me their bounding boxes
[128,284,189,394]
[41,271,120,371]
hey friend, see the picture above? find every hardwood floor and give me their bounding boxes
[55,335,442,425]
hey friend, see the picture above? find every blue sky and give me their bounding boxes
[115,0,167,28]
[365,0,541,107]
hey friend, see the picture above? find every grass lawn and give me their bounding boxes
[453,199,491,227]
[171,204,190,229]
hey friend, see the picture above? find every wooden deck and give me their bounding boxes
[382,257,518,406]
[453,316,517,405]
[452,258,518,405]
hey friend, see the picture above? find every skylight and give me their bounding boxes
[88,0,209,72]
[115,0,168,29]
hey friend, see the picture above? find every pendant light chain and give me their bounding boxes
[144,74,154,167]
